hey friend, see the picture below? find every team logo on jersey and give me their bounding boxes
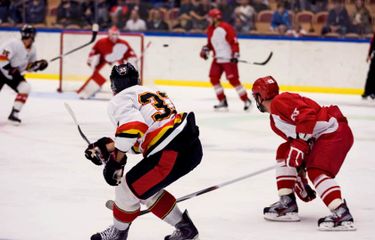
[291,108,300,121]
[2,50,9,57]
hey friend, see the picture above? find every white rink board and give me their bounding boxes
[0,80,375,239]
[0,30,370,90]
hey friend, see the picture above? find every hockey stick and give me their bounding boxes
[105,164,276,214]
[216,51,273,66]
[50,24,100,63]
[64,102,91,145]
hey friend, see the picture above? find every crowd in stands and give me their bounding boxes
[0,0,374,38]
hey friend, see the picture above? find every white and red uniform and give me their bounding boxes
[205,22,249,102]
[0,38,34,115]
[77,37,137,99]
[271,92,353,210]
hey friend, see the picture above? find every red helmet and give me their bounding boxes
[108,26,120,42]
[252,76,279,101]
[208,9,222,19]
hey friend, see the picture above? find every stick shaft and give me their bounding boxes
[64,102,91,144]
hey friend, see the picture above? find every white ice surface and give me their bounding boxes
[0,80,375,240]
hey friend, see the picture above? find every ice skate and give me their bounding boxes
[263,193,300,222]
[213,99,228,111]
[91,225,129,240]
[8,108,21,125]
[318,200,356,231]
[165,210,199,240]
[244,99,252,111]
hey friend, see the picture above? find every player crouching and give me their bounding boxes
[0,25,48,124]
[85,63,202,240]
[252,76,356,231]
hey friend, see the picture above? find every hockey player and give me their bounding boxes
[200,8,251,111]
[84,63,202,240]
[77,26,138,99]
[0,24,48,124]
[252,76,356,231]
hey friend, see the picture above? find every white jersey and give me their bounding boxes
[108,85,187,156]
[0,38,36,79]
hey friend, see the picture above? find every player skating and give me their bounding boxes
[252,76,356,231]
[77,26,138,99]
[200,9,251,111]
[0,24,48,125]
[84,63,202,240]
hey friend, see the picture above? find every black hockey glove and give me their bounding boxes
[230,52,240,63]
[3,64,23,79]
[84,137,113,165]
[27,59,48,72]
[103,154,127,186]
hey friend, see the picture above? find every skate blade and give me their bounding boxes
[264,212,300,222]
[318,221,356,231]
[8,120,21,126]
[213,107,229,112]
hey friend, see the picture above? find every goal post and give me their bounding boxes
[57,30,144,94]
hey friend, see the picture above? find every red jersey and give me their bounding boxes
[88,37,136,65]
[206,22,239,63]
[270,92,345,141]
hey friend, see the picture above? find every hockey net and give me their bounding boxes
[57,30,144,95]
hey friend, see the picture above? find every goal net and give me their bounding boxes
[57,30,144,95]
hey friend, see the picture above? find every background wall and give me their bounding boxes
[0,29,370,94]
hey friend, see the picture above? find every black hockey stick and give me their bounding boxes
[64,102,91,145]
[105,164,275,215]
[50,24,99,62]
[216,51,273,66]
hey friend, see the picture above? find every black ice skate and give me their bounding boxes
[263,193,300,222]
[214,99,228,110]
[318,200,356,231]
[244,99,252,111]
[91,225,129,240]
[8,108,21,125]
[165,210,199,240]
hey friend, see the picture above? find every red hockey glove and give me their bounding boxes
[103,153,127,186]
[276,141,290,161]
[200,46,209,60]
[85,137,114,165]
[286,139,310,168]
[294,170,316,202]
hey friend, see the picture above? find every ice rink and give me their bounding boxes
[0,80,374,240]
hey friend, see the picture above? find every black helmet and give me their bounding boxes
[110,63,139,94]
[20,24,36,40]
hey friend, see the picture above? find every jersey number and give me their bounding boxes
[139,92,176,121]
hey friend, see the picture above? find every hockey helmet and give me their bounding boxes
[208,9,222,19]
[20,24,36,40]
[108,26,120,43]
[110,63,139,94]
[252,76,279,112]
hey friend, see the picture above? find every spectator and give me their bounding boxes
[172,15,193,32]
[128,0,151,20]
[310,0,328,13]
[179,0,192,19]
[26,0,46,24]
[57,0,83,26]
[271,3,292,34]
[215,0,235,24]
[321,0,351,35]
[351,0,372,35]
[0,0,10,24]
[252,0,269,13]
[9,0,23,24]
[125,9,147,31]
[190,0,210,31]
[234,0,256,32]
[110,0,129,29]
[147,8,169,31]
[81,0,95,26]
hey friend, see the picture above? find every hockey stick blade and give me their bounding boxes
[253,51,273,65]
[50,24,99,62]
[105,165,275,214]
[64,102,91,145]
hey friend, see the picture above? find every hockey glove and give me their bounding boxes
[3,64,23,80]
[200,46,209,60]
[286,139,310,168]
[103,154,127,186]
[294,170,316,202]
[27,59,48,72]
[230,52,240,63]
[84,137,114,165]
